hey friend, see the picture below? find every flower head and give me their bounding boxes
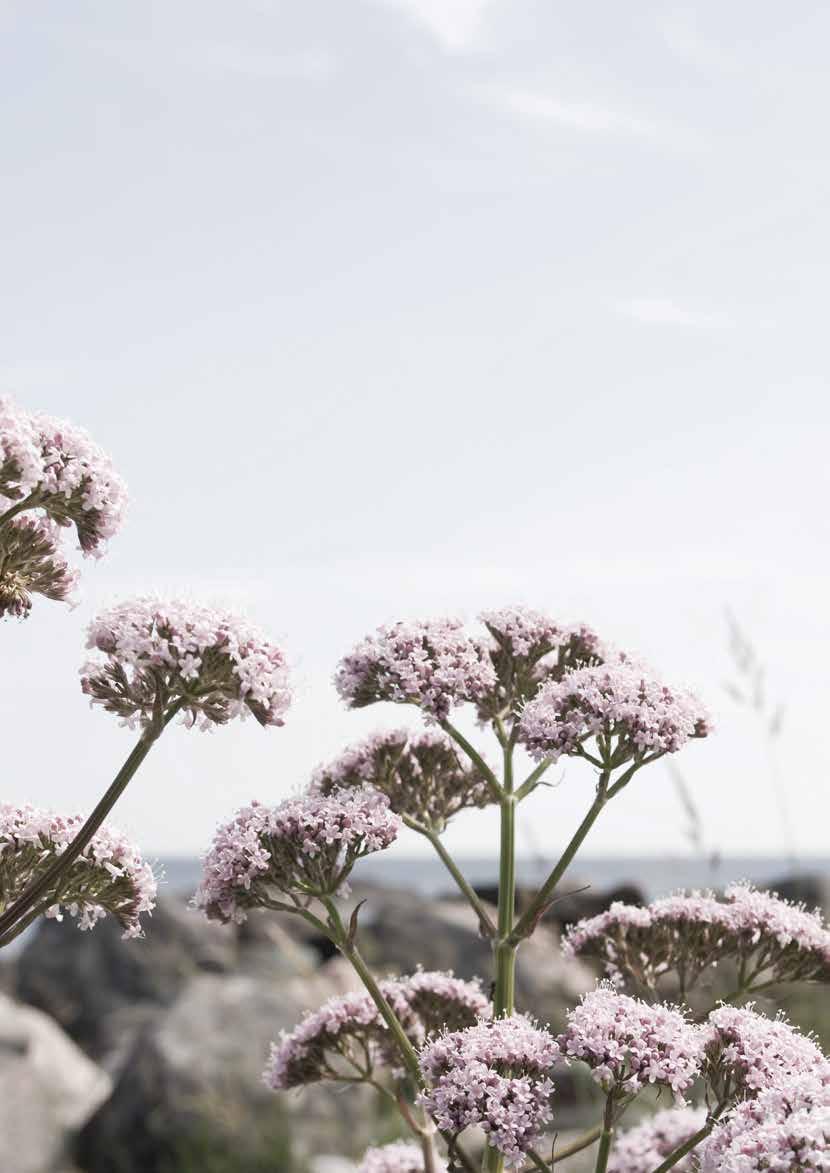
[700,1074,830,1172]
[519,661,710,765]
[0,804,156,938]
[418,1015,559,1166]
[195,788,400,922]
[80,597,291,730]
[311,728,493,829]
[264,971,488,1089]
[359,1143,444,1173]
[557,986,704,1098]
[703,1005,830,1100]
[608,1106,709,1173]
[335,618,497,722]
[0,516,79,618]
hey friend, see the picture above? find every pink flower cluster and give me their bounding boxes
[0,803,156,938]
[359,1143,444,1173]
[418,1015,559,1166]
[519,661,710,764]
[81,598,292,730]
[563,885,830,990]
[557,986,704,1097]
[0,397,126,616]
[335,618,497,722]
[194,788,400,921]
[700,1074,830,1172]
[608,1106,708,1173]
[264,971,488,1089]
[703,1005,830,1100]
[311,728,493,828]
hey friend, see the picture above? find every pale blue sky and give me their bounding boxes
[1,0,827,860]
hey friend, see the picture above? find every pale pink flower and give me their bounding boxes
[359,1142,444,1173]
[608,1106,709,1173]
[703,1005,830,1100]
[0,516,79,618]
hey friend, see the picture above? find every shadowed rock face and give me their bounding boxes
[0,993,111,1173]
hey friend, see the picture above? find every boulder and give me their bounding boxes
[0,993,111,1173]
[76,967,382,1173]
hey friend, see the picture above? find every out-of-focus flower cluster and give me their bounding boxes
[563,884,830,992]
[700,1074,830,1172]
[520,661,710,765]
[0,804,156,938]
[195,787,400,922]
[311,728,493,829]
[556,985,704,1098]
[81,598,291,730]
[358,1142,443,1173]
[0,397,127,617]
[702,1005,830,1101]
[608,1105,708,1173]
[264,971,488,1089]
[418,1015,559,1166]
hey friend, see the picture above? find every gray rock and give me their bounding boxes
[76,968,381,1173]
[0,993,111,1173]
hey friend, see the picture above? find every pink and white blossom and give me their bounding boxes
[703,1005,830,1099]
[608,1106,709,1173]
[0,516,79,618]
[359,1143,444,1173]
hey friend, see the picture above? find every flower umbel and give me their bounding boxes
[311,728,493,829]
[702,1004,830,1101]
[195,788,400,922]
[81,597,291,730]
[0,804,156,938]
[0,516,79,618]
[607,1106,709,1173]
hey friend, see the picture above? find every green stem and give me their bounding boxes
[0,492,41,528]
[440,720,503,800]
[0,716,174,942]
[650,1121,714,1173]
[514,755,555,801]
[594,1097,615,1173]
[551,1123,602,1165]
[412,821,495,937]
[0,897,55,947]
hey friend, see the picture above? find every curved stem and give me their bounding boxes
[649,1121,713,1173]
[0,491,41,528]
[410,820,495,937]
[551,1123,602,1165]
[0,897,55,947]
[514,755,555,801]
[440,720,503,800]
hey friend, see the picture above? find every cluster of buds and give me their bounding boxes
[700,1073,830,1171]
[194,787,400,922]
[418,1015,559,1166]
[556,985,704,1099]
[0,396,127,616]
[264,971,488,1089]
[0,804,156,938]
[702,1005,830,1101]
[311,728,493,830]
[608,1106,708,1173]
[563,884,830,993]
[81,598,292,730]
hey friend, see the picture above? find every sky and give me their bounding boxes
[1,0,827,865]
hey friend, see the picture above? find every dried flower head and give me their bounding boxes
[418,1016,559,1166]
[563,885,830,993]
[608,1106,709,1173]
[80,597,291,730]
[334,618,497,722]
[703,1005,830,1101]
[195,788,400,922]
[476,607,603,720]
[519,661,710,766]
[0,804,156,938]
[0,516,79,618]
[264,971,488,1089]
[557,986,704,1098]
[359,1142,444,1173]
[700,1074,830,1172]
[311,728,493,829]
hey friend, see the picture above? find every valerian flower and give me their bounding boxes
[608,1106,709,1173]
[702,1005,830,1101]
[80,597,291,730]
[700,1073,830,1172]
[310,728,493,829]
[264,971,488,1089]
[556,985,704,1098]
[0,516,79,618]
[563,885,830,992]
[359,1142,444,1173]
[519,660,710,766]
[194,788,400,922]
[0,804,156,938]
[418,1016,560,1166]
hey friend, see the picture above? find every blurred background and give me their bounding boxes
[0,1,827,1170]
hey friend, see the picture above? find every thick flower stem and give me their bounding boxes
[593,1097,615,1173]
[650,1122,714,1173]
[0,721,170,942]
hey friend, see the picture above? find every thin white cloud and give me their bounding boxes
[372,0,495,52]
[495,90,660,138]
[617,298,733,328]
